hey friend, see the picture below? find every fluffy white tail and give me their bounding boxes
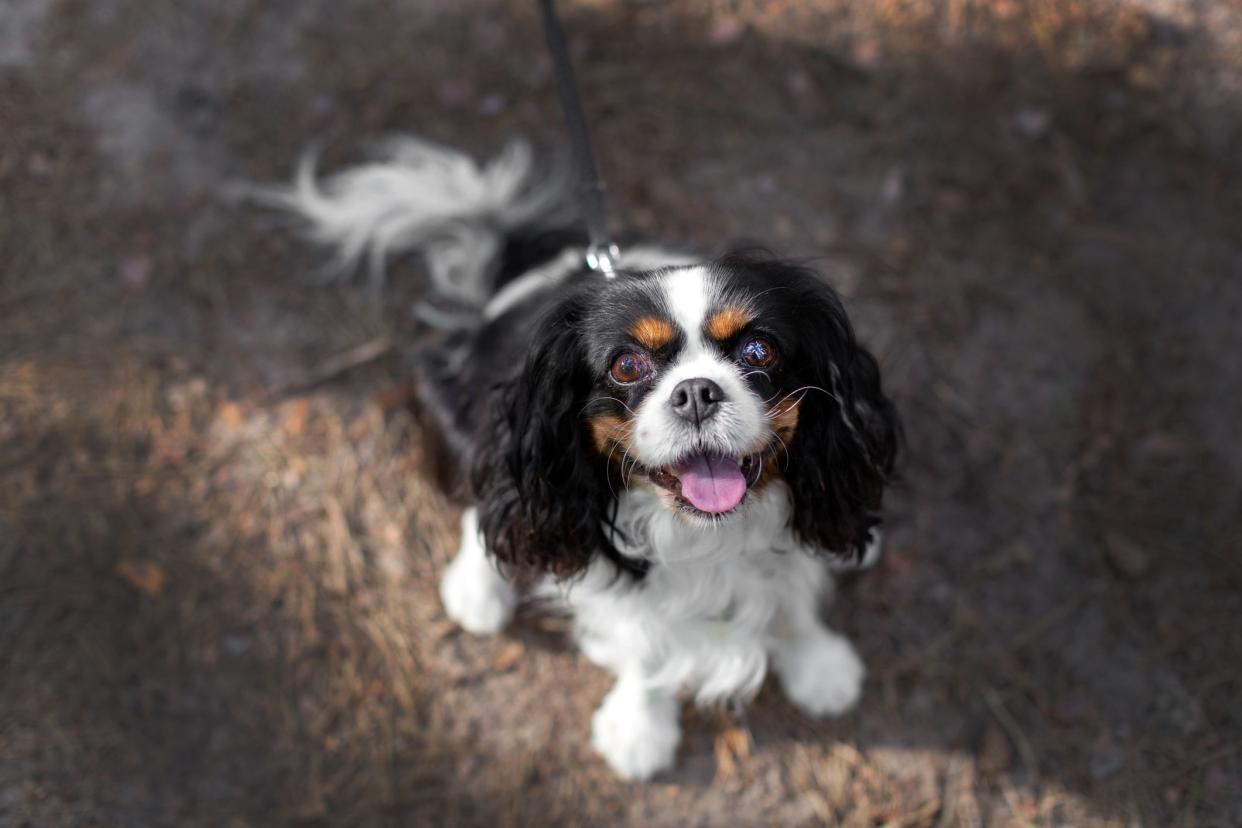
[259,137,569,305]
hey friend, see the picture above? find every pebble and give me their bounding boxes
[1103,532,1152,580]
[120,255,152,288]
[1088,733,1125,780]
[708,16,745,46]
[1013,108,1051,139]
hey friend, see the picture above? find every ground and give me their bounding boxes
[2,0,1241,825]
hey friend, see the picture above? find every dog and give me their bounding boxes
[265,137,899,779]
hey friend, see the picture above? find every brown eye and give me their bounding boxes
[610,352,652,384]
[740,337,776,368]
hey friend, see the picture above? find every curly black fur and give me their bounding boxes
[723,255,900,562]
[470,288,636,580]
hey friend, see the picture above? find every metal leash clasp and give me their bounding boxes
[585,241,620,277]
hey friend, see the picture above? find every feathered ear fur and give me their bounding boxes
[471,292,614,580]
[781,277,900,562]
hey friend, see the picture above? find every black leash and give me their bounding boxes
[536,0,620,276]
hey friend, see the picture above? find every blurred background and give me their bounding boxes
[2,0,1241,825]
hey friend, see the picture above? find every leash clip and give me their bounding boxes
[586,242,620,277]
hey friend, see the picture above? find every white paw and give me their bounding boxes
[439,546,516,636]
[590,685,681,781]
[776,631,865,718]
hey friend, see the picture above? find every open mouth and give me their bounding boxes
[648,451,764,517]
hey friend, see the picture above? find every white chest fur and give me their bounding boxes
[548,483,831,702]
[441,487,865,780]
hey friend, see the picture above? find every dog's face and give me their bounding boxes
[582,263,814,522]
[474,254,899,578]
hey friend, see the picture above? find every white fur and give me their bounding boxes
[483,245,701,321]
[632,266,766,470]
[771,625,865,717]
[439,508,516,635]
[441,481,865,780]
[590,675,681,780]
[258,137,568,301]
[663,264,714,353]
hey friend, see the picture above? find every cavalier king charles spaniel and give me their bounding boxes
[268,137,899,779]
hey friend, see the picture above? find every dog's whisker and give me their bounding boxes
[773,432,791,470]
[582,396,638,417]
[620,444,638,490]
[766,388,812,421]
[604,438,622,500]
[769,384,829,410]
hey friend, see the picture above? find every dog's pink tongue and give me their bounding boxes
[677,453,746,514]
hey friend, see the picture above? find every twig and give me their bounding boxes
[881,797,942,828]
[983,686,1039,783]
[997,778,1038,828]
[936,755,977,828]
[1010,587,1099,652]
[991,648,1053,717]
[1162,742,1241,785]
[267,337,394,399]
[879,628,958,682]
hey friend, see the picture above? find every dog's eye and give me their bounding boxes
[609,352,652,384]
[740,337,776,368]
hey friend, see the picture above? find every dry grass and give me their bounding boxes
[2,0,1241,825]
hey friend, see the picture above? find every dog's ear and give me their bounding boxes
[471,293,612,579]
[783,280,900,562]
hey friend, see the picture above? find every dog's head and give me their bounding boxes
[473,252,899,578]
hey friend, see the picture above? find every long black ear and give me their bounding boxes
[784,281,900,562]
[471,295,612,579]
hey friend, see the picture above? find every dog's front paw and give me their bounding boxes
[591,685,681,780]
[439,549,516,635]
[776,630,865,718]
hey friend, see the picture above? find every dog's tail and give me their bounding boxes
[257,137,572,307]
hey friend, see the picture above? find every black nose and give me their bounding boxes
[669,378,725,426]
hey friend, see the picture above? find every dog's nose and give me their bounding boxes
[669,378,725,426]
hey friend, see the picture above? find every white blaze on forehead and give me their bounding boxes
[660,266,714,353]
[632,265,764,468]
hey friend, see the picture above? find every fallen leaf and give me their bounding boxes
[491,642,525,672]
[714,724,752,782]
[116,560,166,597]
[215,401,245,428]
[283,398,310,437]
[374,383,416,412]
[429,619,458,641]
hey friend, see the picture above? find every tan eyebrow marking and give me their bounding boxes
[706,306,754,341]
[629,316,675,350]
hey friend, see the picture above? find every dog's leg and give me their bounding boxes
[769,574,865,718]
[590,674,681,780]
[439,507,517,635]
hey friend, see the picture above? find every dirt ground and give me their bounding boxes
[2,0,1241,825]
